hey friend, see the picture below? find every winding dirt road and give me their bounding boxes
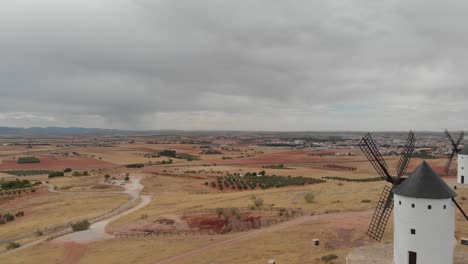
[0,174,152,257]
[56,174,151,243]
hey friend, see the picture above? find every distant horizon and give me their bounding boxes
[0,126,458,134]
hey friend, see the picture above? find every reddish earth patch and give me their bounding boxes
[61,242,88,264]
[0,186,47,210]
[183,213,263,232]
[184,216,227,231]
[0,155,116,170]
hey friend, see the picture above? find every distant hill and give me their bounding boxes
[0,126,129,135]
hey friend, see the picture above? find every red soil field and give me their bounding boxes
[0,155,116,170]
[184,216,227,231]
[0,186,47,211]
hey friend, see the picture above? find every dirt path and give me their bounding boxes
[153,209,373,264]
[0,174,152,259]
[55,174,150,244]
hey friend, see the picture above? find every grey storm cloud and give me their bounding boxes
[1,0,468,130]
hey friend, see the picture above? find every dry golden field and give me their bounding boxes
[0,138,466,264]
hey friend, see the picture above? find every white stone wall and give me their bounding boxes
[457,154,468,184]
[393,194,454,264]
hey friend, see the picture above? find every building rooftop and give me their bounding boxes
[393,161,457,199]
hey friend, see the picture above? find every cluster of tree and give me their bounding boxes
[201,149,223,155]
[16,157,40,164]
[125,163,145,168]
[2,170,56,176]
[322,176,384,182]
[72,171,89,176]
[0,188,37,200]
[209,174,325,191]
[71,220,90,231]
[161,159,173,164]
[176,153,199,161]
[5,242,20,250]
[0,179,34,190]
[262,164,286,169]
[48,171,65,178]
[159,150,177,158]
[321,254,338,262]
[323,164,357,171]
[0,211,24,224]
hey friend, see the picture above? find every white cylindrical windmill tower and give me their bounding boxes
[457,147,468,184]
[393,161,457,264]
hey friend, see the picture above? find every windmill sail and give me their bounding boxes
[444,129,464,176]
[453,198,468,221]
[359,133,393,183]
[395,130,415,182]
[367,185,394,241]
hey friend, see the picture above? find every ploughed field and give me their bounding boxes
[0,155,116,170]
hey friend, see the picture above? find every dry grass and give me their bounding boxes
[0,191,129,242]
[0,142,465,263]
[107,172,385,231]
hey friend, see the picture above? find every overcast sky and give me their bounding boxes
[1,1,468,131]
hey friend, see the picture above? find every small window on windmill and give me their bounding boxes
[411,229,416,235]
[428,205,432,210]
[399,200,401,205]
[411,203,415,208]
[444,205,447,209]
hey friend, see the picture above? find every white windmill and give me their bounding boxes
[444,129,467,184]
[359,132,468,264]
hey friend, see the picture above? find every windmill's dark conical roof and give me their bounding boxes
[459,147,468,155]
[393,161,457,199]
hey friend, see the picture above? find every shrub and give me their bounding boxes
[71,220,90,231]
[5,242,20,250]
[2,170,55,176]
[216,208,224,217]
[72,171,83,177]
[159,150,177,157]
[125,163,144,168]
[3,213,14,222]
[321,254,338,262]
[304,192,315,203]
[35,230,43,237]
[48,171,64,178]
[0,179,32,190]
[361,199,371,203]
[64,168,72,173]
[17,157,40,164]
[461,196,466,201]
[254,197,264,207]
